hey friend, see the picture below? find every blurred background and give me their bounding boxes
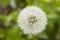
[0,0,60,40]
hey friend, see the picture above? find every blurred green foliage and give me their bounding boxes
[0,0,60,40]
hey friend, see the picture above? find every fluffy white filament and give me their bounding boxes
[17,6,47,35]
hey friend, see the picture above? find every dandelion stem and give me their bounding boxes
[32,34,35,40]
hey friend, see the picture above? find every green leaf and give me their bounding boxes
[26,0,33,5]
[47,13,58,19]
[37,32,48,39]
[1,0,9,5]
[4,11,18,27]
[0,28,5,38]
[6,24,20,40]
[56,25,60,40]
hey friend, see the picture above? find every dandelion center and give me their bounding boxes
[28,15,37,25]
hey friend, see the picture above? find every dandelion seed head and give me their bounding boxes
[17,6,47,35]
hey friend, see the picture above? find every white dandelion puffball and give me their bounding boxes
[17,6,47,35]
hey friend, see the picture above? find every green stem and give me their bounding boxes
[32,34,35,40]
